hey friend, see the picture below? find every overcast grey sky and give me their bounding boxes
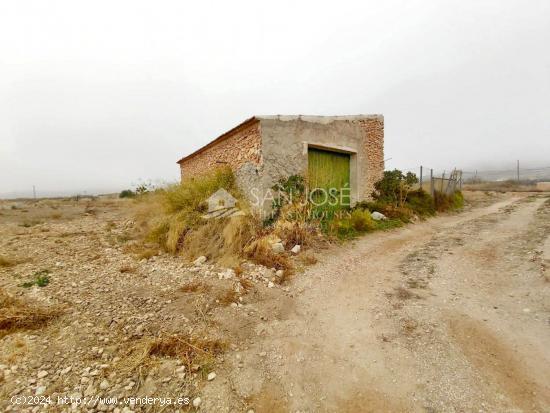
[1,0,549,197]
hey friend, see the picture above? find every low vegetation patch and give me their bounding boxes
[130,168,465,271]
[181,280,212,293]
[116,334,226,376]
[0,289,63,337]
[0,255,29,268]
[19,269,51,288]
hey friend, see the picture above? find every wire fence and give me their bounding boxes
[398,165,550,183]
[394,164,550,194]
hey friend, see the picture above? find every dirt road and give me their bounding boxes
[1,193,549,412]
[219,194,550,413]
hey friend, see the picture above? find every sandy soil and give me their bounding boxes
[0,192,548,412]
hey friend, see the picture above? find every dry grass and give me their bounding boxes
[299,252,318,265]
[116,334,226,375]
[394,286,414,300]
[1,337,28,364]
[0,255,29,268]
[0,256,16,267]
[238,276,254,292]
[244,236,293,271]
[401,317,419,335]
[123,243,159,261]
[216,289,238,306]
[119,265,137,274]
[181,280,211,294]
[0,289,63,337]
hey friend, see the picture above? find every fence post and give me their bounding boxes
[440,171,445,192]
[419,165,423,190]
[430,169,434,196]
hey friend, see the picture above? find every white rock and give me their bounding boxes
[37,370,48,379]
[207,372,216,381]
[218,269,235,280]
[268,281,274,288]
[193,256,207,266]
[275,270,284,278]
[271,242,285,254]
[523,308,531,313]
[35,386,46,395]
[192,397,202,407]
[371,211,387,221]
[99,379,110,390]
[290,245,301,254]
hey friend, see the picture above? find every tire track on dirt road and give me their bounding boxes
[393,195,550,413]
[233,194,547,413]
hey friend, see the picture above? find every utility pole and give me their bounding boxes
[517,160,520,182]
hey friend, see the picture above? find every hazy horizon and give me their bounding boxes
[1,0,549,198]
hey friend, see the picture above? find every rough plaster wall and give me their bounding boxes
[357,116,385,199]
[178,116,384,213]
[258,117,384,210]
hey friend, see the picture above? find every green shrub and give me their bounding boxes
[163,166,238,214]
[406,190,435,217]
[268,175,307,225]
[332,219,357,240]
[375,218,404,231]
[350,209,376,232]
[20,269,50,288]
[119,189,136,198]
[452,191,464,209]
[373,169,418,206]
[434,190,464,212]
[433,191,451,212]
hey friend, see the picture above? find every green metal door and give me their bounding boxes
[308,148,351,209]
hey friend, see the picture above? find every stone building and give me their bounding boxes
[177,115,384,212]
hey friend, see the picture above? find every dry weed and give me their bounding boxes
[238,276,254,292]
[1,337,28,364]
[119,265,137,274]
[0,256,17,267]
[0,289,63,337]
[299,252,318,265]
[394,286,414,300]
[216,289,238,306]
[244,237,293,271]
[181,281,211,294]
[115,334,226,375]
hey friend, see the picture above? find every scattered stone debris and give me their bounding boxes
[271,242,285,254]
[194,255,208,266]
[371,211,387,221]
[291,244,301,254]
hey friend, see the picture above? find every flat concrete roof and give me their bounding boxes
[177,114,383,164]
[256,114,383,123]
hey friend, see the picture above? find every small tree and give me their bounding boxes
[119,189,136,198]
[373,169,418,206]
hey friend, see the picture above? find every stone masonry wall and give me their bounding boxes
[179,120,262,180]
[357,116,384,200]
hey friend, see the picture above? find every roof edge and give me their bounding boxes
[176,114,383,164]
[176,116,258,164]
